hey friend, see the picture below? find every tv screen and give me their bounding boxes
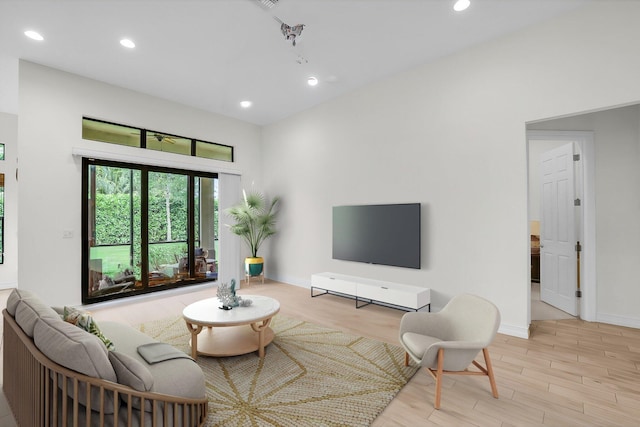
[332,203,421,269]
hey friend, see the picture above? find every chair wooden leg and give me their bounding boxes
[405,352,409,367]
[483,348,499,398]
[434,348,444,409]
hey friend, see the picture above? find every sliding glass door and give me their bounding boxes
[82,159,218,303]
[147,170,189,286]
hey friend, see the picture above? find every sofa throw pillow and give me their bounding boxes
[109,351,158,412]
[63,306,115,351]
[108,351,154,392]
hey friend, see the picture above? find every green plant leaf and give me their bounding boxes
[225,190,279,257]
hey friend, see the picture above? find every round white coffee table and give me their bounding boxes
[182,295,280,359]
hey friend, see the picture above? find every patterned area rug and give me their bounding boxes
[138,315,418,427]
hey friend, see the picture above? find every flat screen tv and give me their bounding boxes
[332,203,421,269]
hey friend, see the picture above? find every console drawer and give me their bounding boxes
[357,284,429,309]
[311,274,357,295]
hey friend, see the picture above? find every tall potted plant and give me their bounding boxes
[226,190,280,279]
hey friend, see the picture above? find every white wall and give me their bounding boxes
[0,112,18,288]
[528,105,640,327]
[261,3,640,337]
[18,62,262,306]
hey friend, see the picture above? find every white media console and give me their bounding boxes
[311,272,430,311]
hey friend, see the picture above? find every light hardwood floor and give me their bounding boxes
[531,282,575,321]
[2,281,640,426]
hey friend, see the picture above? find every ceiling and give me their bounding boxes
[0,0,593,126]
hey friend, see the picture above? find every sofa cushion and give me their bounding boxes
[34,318,117,382]
[63,306,115,351]
[108,351,154,392]
[34,318,118,414]
[6,288,36,316]
[14,296,63,337]
[99,321,205,400]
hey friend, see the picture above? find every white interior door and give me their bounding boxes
[540,143,578,316]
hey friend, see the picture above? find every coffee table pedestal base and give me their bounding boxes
[187,323,275,359]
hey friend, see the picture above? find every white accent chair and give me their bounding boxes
[399,293,500,409]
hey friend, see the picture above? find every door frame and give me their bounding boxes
[527,130,596,322]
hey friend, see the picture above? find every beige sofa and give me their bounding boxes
[2,289,208,426]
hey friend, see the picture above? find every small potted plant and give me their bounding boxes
[226,190,280,279]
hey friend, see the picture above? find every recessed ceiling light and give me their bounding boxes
[307,76,319,87]
[453,0,470,12]
[24,30,44,41]
[240,101,252,108]
[120,38,135,49]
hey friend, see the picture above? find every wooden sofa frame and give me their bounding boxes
[3,310,208,427]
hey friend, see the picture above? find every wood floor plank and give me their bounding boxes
[496,371,549,393]
[576,339,631,353]
[548,383,617,405]
[542,409,612,427]
[581,375,640,396]
[583,401,640,426]
[525,347,579,364]
[615,389,640,410]
[599,368,640,395]
[520,366,583,386]
[585,393,640,419]
[549,359,610,377]
[511,389,584,415]
[499,353,551,370]
[578,353,637,371]
[490,358,524,375]
[427,406,501,427]
[502,337,554,353]
[473,397,545,425]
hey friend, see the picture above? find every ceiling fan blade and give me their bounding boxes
[254,0,279,11]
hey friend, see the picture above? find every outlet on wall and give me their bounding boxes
[63,230,74,239]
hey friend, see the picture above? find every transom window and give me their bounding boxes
[82,117,233,162]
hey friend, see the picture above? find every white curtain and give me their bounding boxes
[218,173,242,287]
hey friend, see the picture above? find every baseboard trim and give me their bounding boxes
[597,312,640,330]
[498,323,529,339]
[269,274,310,289]
[0,281,17,290]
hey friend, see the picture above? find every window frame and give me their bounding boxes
[0,144,5,264]
[82,117,234,162]
[0,173,4,265]
[81,157,218,304]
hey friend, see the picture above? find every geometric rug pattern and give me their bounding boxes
[139,315,418,426]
